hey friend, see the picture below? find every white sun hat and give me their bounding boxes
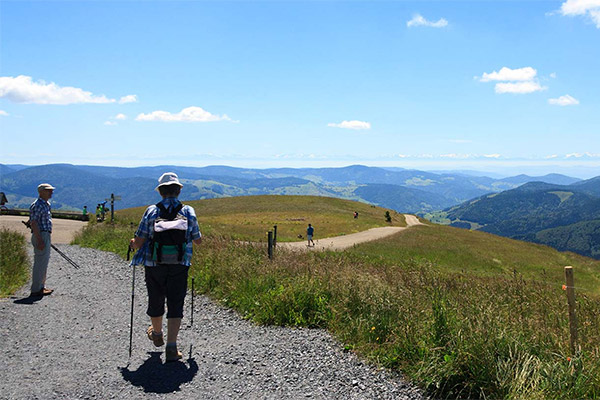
[155,172,183,191]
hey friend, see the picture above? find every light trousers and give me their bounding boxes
[31,231,51,292]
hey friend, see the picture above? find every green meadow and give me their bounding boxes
[70,195,600,399]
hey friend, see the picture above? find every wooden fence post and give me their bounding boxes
[273,225,277,247]
[267,231,273,259]
[564,266,578,355]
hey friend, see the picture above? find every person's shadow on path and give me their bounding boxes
[120,352,199,393]
[13,294,44,305]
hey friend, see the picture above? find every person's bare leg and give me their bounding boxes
[167,317,181,344]
[151,316,163,334]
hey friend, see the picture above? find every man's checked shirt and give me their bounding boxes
[29,197,52,232]
[131,197,201,267]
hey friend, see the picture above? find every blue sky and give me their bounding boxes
[1,0,599,177]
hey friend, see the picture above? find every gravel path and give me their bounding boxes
[279,215,425,251]
[0,245,427,400]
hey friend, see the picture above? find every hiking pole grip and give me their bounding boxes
[127,245,132,261]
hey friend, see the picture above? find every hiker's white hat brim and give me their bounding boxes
[38,183,56,191]
[155,172,183,191]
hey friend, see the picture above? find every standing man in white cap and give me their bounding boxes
[129,172,202,362]
[29,183,56,296]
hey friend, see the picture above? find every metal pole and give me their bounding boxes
[50,244,80,269]
[273,225,277,247]
[190,277,194,327]
[129,265,136,359]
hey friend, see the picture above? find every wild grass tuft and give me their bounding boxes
[0,228,30,297]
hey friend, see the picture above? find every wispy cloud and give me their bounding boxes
[479,67,547,94]
[407,14,448,28]
[479,67,537,82]
[0,75,136,105]
[327,120,371,130]
[104,121,117,126]
[118,95,138,104]
[136,106,232,122]
[495,81,547,94]
[559,0,600,28]
[115,113,127,120]
[0,110,8,116]
[548,94,579,105]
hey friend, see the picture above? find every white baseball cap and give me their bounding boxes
[155,172,183,191]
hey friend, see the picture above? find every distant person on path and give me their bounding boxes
[82,205,88,216]
[353,211,358,219]
[130,172,202,362]
[29,183,56,297]
[307,223,315,247]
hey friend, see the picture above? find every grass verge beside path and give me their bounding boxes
[0,228,29,297]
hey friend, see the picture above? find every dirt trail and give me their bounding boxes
[0,215,86,244]
[279,214,424,251]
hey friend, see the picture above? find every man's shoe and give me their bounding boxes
[165,345,183,362]
[30,288,53,297]
[147,326,164,347]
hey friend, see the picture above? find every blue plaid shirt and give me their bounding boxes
[29,197,52,232]
[131,198,201,267]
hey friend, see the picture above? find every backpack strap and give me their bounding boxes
[156,202,183,220]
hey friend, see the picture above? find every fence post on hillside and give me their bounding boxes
[267,231,273,259]
[564,266,578,355]
[273,225,277,247]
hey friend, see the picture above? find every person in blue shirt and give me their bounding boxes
[130,172,202,362]
[306,223,315,247]
[29,183,56,296]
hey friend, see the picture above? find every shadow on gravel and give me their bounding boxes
[120,351,199,393]
[13,295,44,305]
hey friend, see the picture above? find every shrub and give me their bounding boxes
[0,228,30,296]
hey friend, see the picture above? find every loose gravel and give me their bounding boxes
[0,245,427,400]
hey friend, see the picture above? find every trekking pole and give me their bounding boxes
[50,244,81,269]
[190,277,194,327]
[127,245,136,359]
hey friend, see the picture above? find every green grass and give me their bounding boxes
[0,228,30,297]
[346,223,600,296]
[117,195,405,242]
[73,195,600,399]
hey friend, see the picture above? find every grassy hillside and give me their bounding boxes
[73,195,600,399]
[347,223,600,296]
[118,195,406,242]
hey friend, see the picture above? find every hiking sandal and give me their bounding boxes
[147,326,164,347]
[165,345,183,362]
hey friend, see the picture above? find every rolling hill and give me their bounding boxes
[0,163,585,217]
[429,178,600,258]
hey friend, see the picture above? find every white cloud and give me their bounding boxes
[115,113,127,120]
[407,14,448,28]
[0,110,8,116]
[548,94,580,105]
[327,120,371,130]
[480,67,537,82]
[483,154,502,158]
[104,121,117,126]
[545,154,559,159]
[0,75,117,105]
[119,95,138,104]
[494,81,547,94]
[135,106,232,122]
[550,72,557,79]
[560,0,600,27]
